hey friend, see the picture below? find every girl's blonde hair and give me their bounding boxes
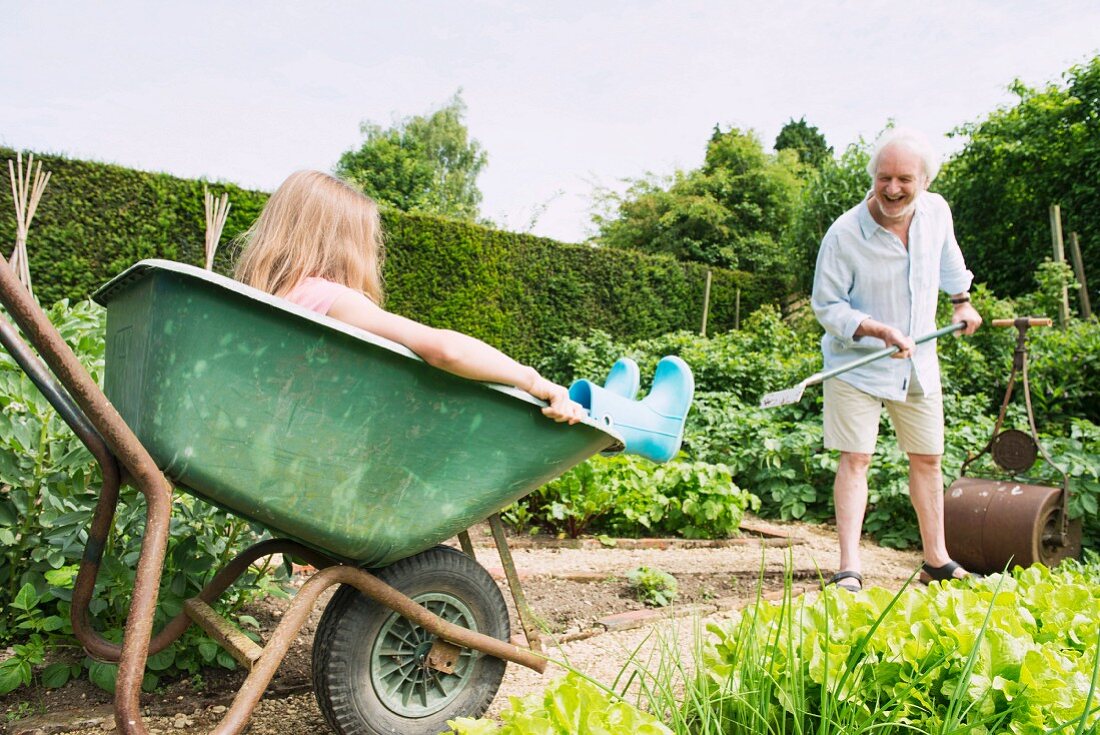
[234,170,385,304]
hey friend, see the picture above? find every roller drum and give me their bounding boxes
[944,477,1081,575]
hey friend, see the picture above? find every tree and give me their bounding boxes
[784,140,871,291]
[774,117,833,169]
[335,93,488,221]
[937,56,1100,303]
[592,127,803,282]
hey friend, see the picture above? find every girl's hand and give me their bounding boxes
[529,376,586,424]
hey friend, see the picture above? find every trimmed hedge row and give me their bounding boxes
[0,148,778,360]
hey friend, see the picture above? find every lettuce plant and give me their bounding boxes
[705,562,1100,733]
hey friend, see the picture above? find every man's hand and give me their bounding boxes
[953,302,982,335]
[881,327,916,359]
[855,318,916,358]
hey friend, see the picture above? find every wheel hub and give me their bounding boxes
[369,593,478,718]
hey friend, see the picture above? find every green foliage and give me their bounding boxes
[784,139,871,292]
[1017,259,1079,321]
[541,286,1100,549]
[540,306,820,401]
[506,455,758,540]
[0,148,266,305]
[0,147,775,364]
[774,117,833,169]
[0,300,286,695]
[592,127,804,283]
[626,566,679,607]
[444,672,673,734]
[703,562,1100,732]
[938,55,1100,304]
[334,92,488,221]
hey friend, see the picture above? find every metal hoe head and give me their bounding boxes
[759,380,808,409]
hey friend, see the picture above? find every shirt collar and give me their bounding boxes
[857,194,878,239]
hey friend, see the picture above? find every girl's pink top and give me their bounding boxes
[284,277,353,315]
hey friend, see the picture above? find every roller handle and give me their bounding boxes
[991,317,1052,328]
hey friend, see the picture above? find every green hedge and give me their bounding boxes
[0,148,776,361]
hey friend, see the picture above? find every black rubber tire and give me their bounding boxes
[312,546,509,735]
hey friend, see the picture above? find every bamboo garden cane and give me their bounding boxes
[203,186,231,271]
[7,152,51,299]
[759,322,966,408]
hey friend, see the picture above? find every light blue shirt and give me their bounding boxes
[811,192,973,401]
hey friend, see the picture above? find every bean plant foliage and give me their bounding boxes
[537,282,1100,549]
[0,300,288,696]
[504,454,759,540]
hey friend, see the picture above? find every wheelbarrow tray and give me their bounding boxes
[93,260,620,567]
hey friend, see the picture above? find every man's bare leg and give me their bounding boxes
[835,451,873,573]
[908,452,967,578]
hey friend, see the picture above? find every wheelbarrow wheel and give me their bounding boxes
[312,545,509,735]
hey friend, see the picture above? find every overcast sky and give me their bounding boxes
[2,2,1098,243]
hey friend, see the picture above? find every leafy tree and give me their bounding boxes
[335,93,488,221]
[774,117,833,169]
[937,56,1100,304]
[784,139,871,291]
[593,127,803,282]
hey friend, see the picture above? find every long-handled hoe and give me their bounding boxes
[759,322,965,409]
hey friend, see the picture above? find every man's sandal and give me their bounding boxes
[919,560,981,585]
[824,570,863,593]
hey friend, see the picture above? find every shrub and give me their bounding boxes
[540,292,1099,551]
[505,455,758,540]
[0,146,777,364]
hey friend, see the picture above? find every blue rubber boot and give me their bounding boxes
[603,357,640,399]
[569,356,694,463]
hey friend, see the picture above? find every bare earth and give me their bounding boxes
[5,519,922,735]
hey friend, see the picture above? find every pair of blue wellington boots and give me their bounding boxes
[568,356,694,463]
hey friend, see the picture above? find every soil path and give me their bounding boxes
[6,520,922,734]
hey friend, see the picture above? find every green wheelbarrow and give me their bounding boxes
[0,259,621,735]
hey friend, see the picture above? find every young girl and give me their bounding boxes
[233,170,585,424]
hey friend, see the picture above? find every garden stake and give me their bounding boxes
[759,322,965,408]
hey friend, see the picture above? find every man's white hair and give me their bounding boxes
[866,127,941,183]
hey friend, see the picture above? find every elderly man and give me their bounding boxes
[811,127,982,592]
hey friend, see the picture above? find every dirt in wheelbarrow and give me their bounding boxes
[4,518,923,734]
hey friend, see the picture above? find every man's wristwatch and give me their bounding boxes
[950,294,970,305]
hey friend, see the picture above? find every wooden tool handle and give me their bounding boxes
[991,317,1053,328]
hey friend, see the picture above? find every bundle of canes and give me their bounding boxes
[7,152,51,299]
[203,186,231,271]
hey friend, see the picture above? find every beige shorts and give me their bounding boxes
[823,378,944,455]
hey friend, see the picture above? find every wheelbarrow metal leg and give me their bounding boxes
[488,513,543,655]
[457,529,476,557]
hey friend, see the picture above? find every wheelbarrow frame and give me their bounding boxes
[0,256,552,735]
